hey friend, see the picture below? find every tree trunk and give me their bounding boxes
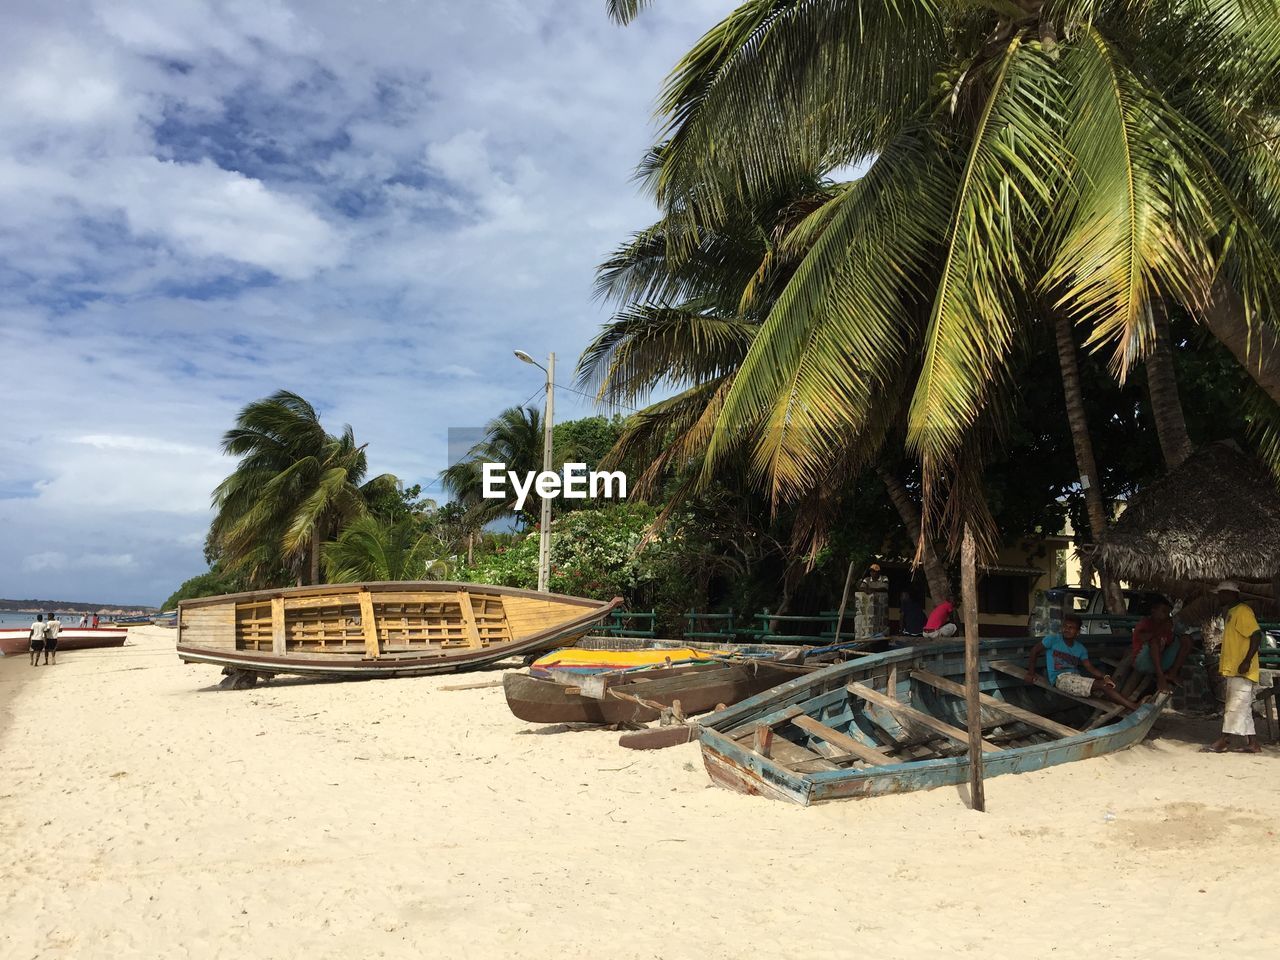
[1052,312,1124,614]
[466,531,474,567]
[309,534,322,586]
[1202,278,1280,406]
[876,463,952,603]
[1145,300,1194,469]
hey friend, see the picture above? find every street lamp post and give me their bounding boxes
[515,349,555,592]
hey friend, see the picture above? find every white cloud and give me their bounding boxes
[0,0,740,603]
[23,552,68,573]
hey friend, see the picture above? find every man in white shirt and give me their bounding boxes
[29,614,46,667]
[44,614,62,665]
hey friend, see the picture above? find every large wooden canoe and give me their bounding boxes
[176,583,621,682]
[0,628,127,656]
[505,657,815,725]
[697,636,1167,804]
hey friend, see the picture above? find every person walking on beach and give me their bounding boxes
[44,613,62,665]
[91,613,99,629]
[28,614,46,667]
[79,612,89,628]
[1205,582,1264,754]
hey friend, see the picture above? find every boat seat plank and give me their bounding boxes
[791,715,893,766]
[725,705,805,740]
[846,681,999,753]
[988,660,1112,710]
[731,728,838,771]
[910,668,1080,739]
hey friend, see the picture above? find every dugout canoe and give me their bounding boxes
[0,628,128,656]
[505,657,816,725]
[697,635,1168,805]
[175,583,621,683]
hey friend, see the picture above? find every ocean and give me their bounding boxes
[0,611,106,627]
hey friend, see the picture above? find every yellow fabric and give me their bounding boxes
[1219,603,1262,683]
[532,647,721,670]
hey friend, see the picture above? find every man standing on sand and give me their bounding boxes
[1205,582,1264,754]
[28,614,46,667]
[44,613,61,665]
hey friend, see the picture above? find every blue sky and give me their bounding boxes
[0,0,736,605]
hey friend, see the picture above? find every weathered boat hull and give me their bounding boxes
[698,636,1166,805]
[0,629,128,656]
[176,582,621,682]
[505,659,814,725]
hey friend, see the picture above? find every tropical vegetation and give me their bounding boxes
[169,2,1280,625]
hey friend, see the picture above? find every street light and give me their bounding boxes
[515,349,555,592]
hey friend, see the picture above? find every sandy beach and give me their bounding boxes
[1,627,1276,960]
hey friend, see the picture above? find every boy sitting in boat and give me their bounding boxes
[1025,614,1139,711]
[1130,596,1191,694]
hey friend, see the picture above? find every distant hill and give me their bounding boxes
[0,599,157,615]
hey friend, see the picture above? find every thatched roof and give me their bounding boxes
[1097,442,1280,588]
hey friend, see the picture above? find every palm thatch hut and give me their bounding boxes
[1097,442,1280,612]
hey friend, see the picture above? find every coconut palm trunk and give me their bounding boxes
[310,534,322,586]
[1052,312,1125,613]
[875,464,952,603]
[1202,280,1280,407]
[1145,301,1194,469]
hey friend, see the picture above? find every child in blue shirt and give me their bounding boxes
[1025,614,1139,710]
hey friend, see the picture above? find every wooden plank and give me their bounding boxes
[988,660,1112,710]
[725,705,805,740]
[271,595,286,655]
[791,714,893,767]
[846,681,999,753]
[439,679,505,691]
[456,593,483,648]
[359,589,380,659]
[911,668,1080,739]
[961,525,985,811]
[753,724,773,758]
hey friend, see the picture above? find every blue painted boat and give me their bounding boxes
[697,635,1167,804]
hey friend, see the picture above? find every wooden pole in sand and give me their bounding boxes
[962,524,985,812]
[833,560,857,643]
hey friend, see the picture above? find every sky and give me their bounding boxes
[0,0,738,605]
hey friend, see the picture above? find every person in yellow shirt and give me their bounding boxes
[1205,581,1264,754]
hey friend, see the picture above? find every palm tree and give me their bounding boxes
[609,0,1280,527]
[441,406,546,527]
[323,516,450,583]
[583,195,961,597]
[211,391,397,586]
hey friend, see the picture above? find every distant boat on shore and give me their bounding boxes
[111,614,155,626]
[175,582,621,686]
[0,628,128,657]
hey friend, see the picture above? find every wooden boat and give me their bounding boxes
[505,657,816,726]
[697,635,1167,804]
[531,635,867,676]
[531,645,724,676]
[0,628,127,656]
[176,582,621,683]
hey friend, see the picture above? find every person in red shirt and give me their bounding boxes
[923,598,957,639]
[1130,596,1190,693]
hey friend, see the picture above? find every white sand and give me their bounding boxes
[1,626,1277,960]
